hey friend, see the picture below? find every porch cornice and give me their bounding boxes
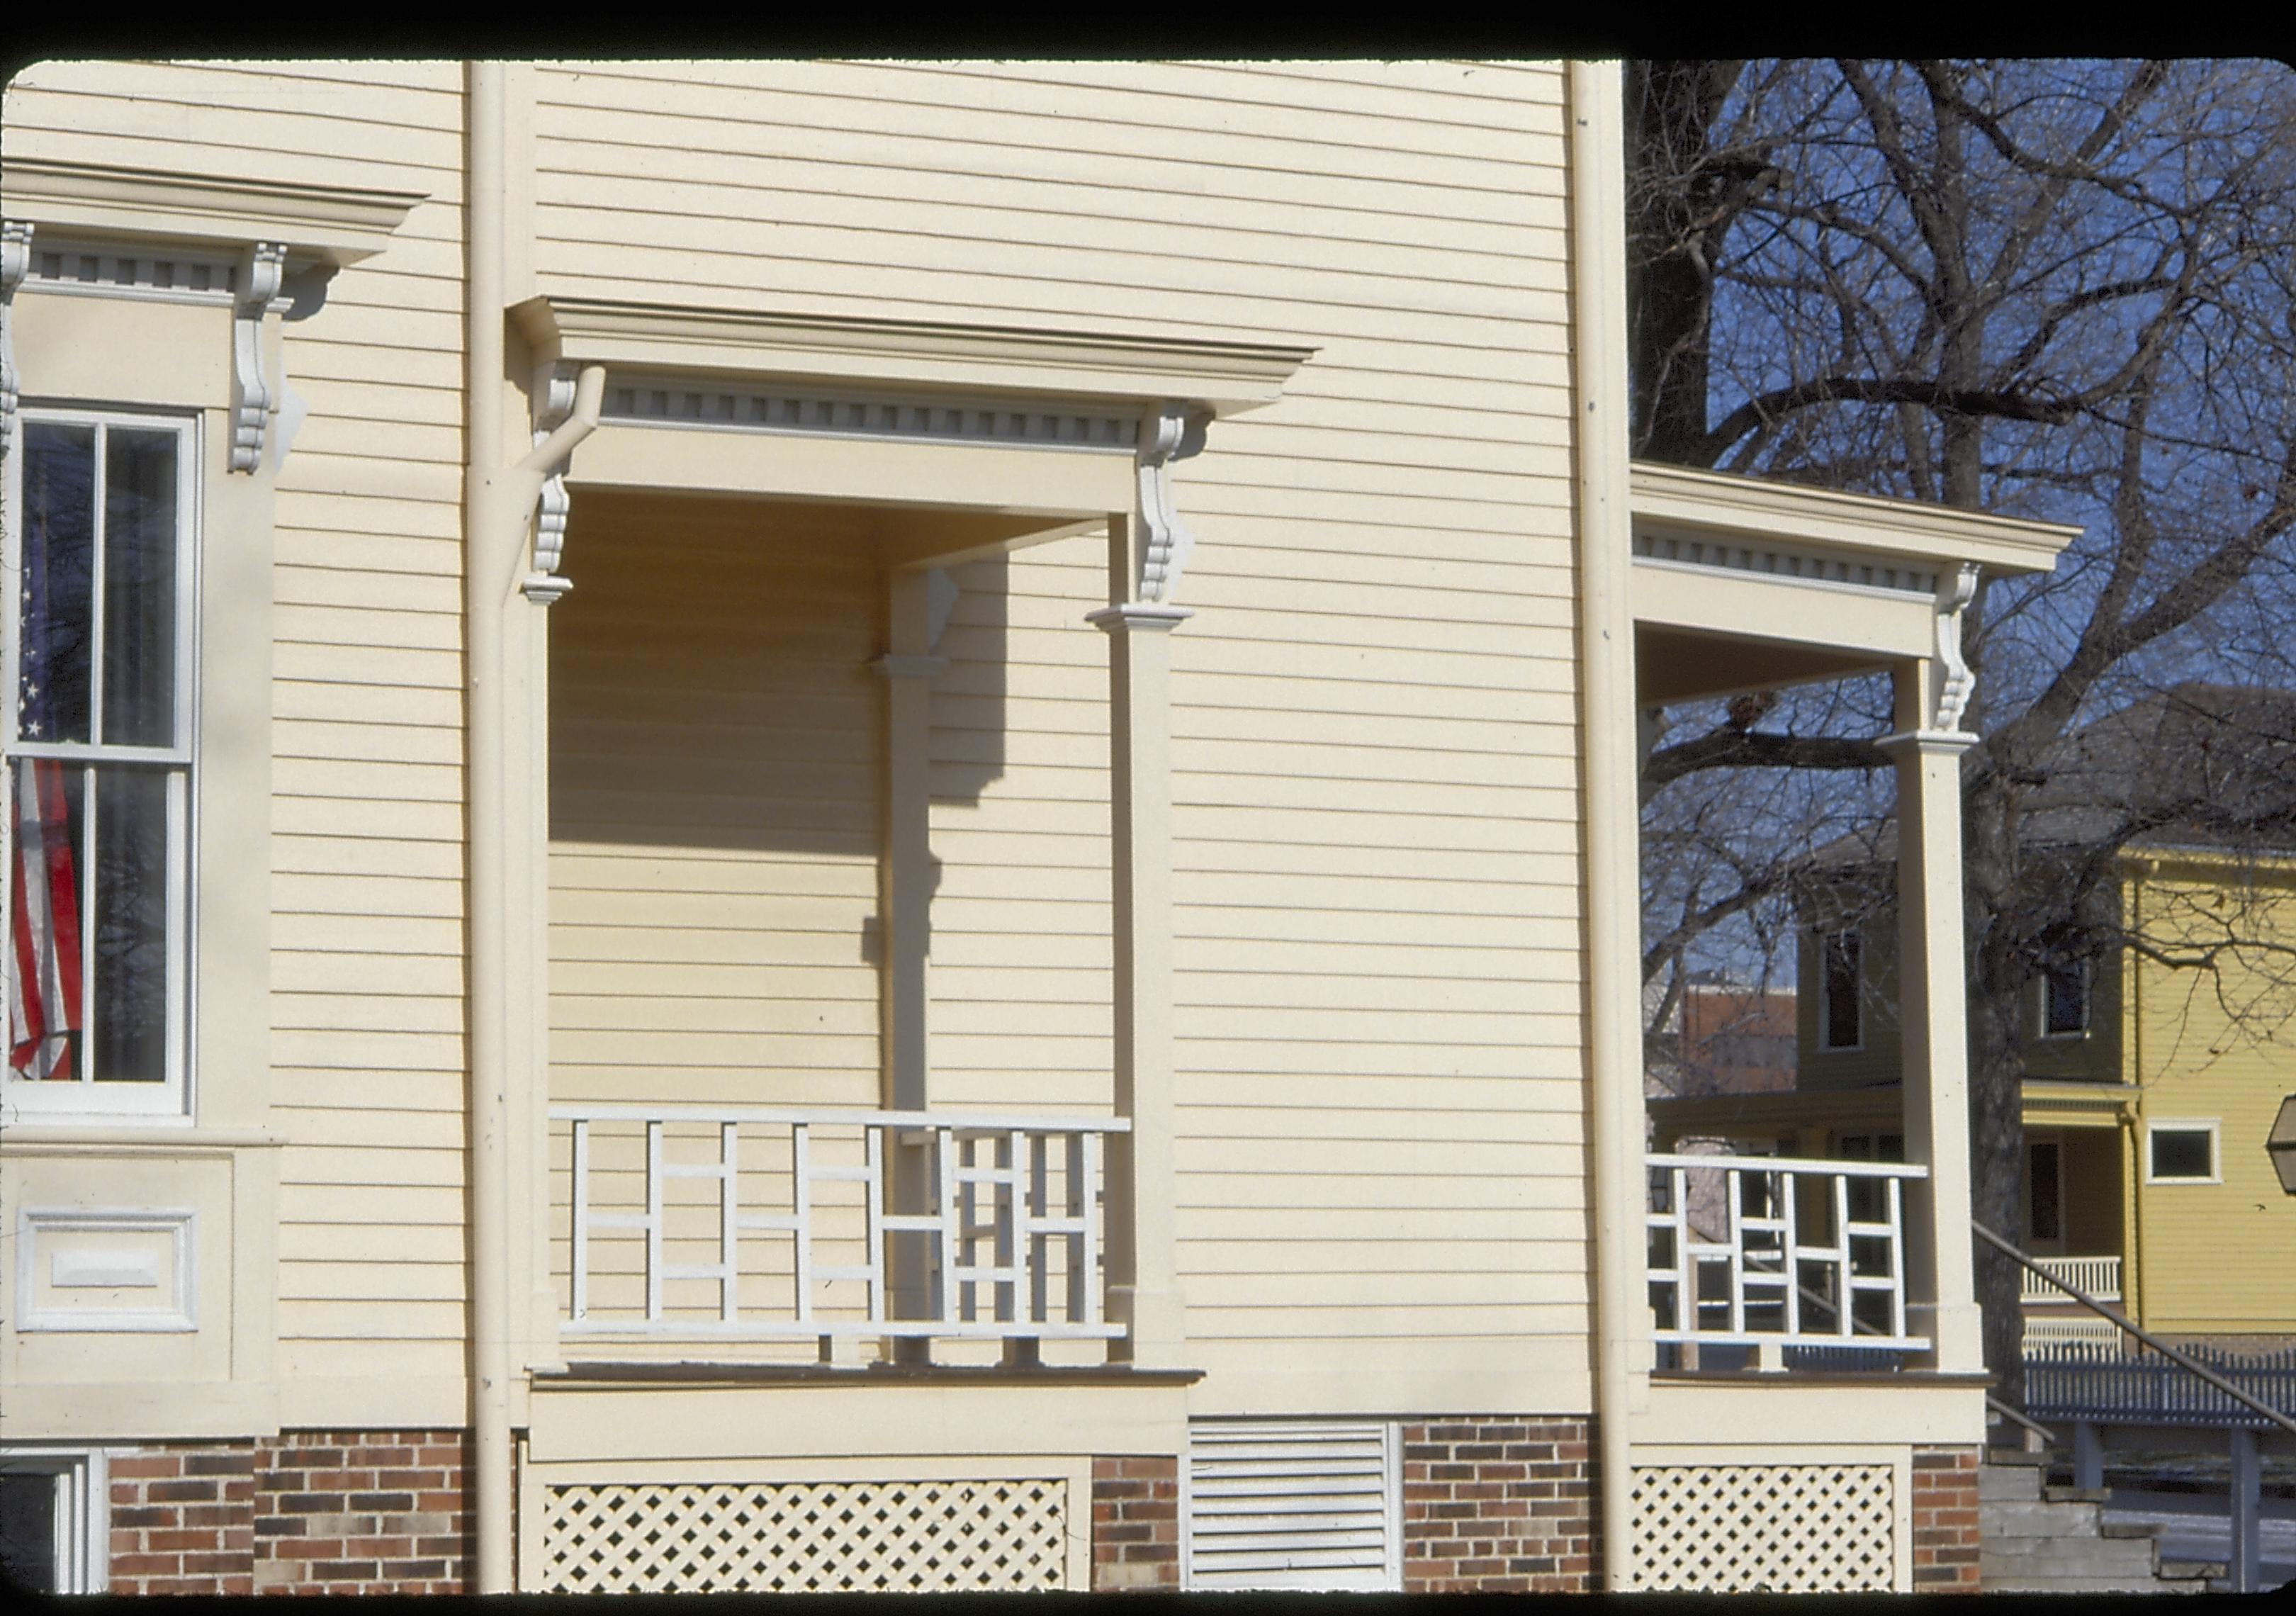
[510,294,1314,417]
[1631,460,2080,578]
[1,157,426,268]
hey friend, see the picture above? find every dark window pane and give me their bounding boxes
[2045,965,2087,1036]
[7,759,86,1083]
[2151,1128,2212,1181]
[101,429,179,747]
[21,423,96,746]
[2029,1143,2062,1242]
[0,1471,59,1594]
[1823,931,1861,1049]
[91,765,170,1083]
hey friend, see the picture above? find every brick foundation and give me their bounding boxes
[1910,1446,1981,1593]
[1090,1455,1178,1591]
[1400,1416,1598,1594]
[107,1429,470,1595]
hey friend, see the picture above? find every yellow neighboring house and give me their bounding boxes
[1653,687,2296,1352]
[0,60,2078,1596]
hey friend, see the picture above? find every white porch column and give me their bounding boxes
[1088,511,1188,1368]
[874,570,947,1341]
[1880,660,1984,1374]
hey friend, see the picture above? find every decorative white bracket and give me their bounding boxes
[1132,400,1210,605]
[0,220,31,468]
[524,359,580,602]
[229,242,289,473]
[1932,561,1981,734]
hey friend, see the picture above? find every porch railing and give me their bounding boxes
[550,1104,1128,1344]
[1645,1152,1932,1353]
[2020,1254,2120,1304]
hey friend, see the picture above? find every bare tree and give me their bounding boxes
[1625,58,2296,1410]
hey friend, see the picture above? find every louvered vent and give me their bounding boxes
[1182,1420,1400,1591]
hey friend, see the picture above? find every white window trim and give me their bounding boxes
[2037,959,2091,1040]
[1818,927,1864,1053]
[0,1445,109,1593]
[0,405,199,1123]
[2144,1118,2220,1184]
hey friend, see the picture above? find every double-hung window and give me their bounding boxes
[3,409,195,1117]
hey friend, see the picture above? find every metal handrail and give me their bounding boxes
[1986,1393,2058,1448]
[1975,1221,2296,1441]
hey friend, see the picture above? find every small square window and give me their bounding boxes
[2146,1123,2217,1184]
[2040,962,2089,1038]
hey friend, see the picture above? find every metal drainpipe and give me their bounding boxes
[463,63,603,1588]
[1565,59,1641,1594]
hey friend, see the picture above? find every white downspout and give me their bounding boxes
[463,60,602,1593]
[1565,57,1643,1593]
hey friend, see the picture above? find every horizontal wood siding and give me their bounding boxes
[529,59,1589,1393]
[4,60,473,1401]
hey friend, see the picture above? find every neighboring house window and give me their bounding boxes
[2,411,193,1118]
[0,1448,107,1593]
[2145,1121,2218,1184]
[2039,960,2089,1038]
[1820,928,1861,1050]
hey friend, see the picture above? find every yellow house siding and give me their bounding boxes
[524,59,1588,1403]
[4,60,475,1406]
[2127,867,2296,1336]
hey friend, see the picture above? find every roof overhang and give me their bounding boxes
[1,157,426,268]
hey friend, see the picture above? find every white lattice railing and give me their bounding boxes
[2019,1254,2121,1304]
[1645,1153,1931,1352]
[551,1104,1127,1342]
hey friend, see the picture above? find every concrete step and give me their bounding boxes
[2156,1559,2226,1582]
[1981,1573,2203,1593]
[1980,1464,2046,1501]
[1981,1535,2163,1577]
[1981,1498,2102,1537]
[2042,1483,2112,1505]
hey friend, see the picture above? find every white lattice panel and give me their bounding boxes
[539,1478,1068,1593]
[1628,1464,1896,1593]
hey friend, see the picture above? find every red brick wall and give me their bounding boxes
[1090,1455,1178,1591]
[1400,1417,1598,1594]
[1910,1446,1981,1593]
[106,1430,469,1595]
[107,1442,257,1595]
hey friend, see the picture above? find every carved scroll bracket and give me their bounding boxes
[1932,561,1981,734]
[523,359,579,602]
[1,221,34,468]
[1132,400,1211,605]
[228,242,290,473]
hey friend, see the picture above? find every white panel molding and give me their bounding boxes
[16,235,242,305]
[1,157,425,269]
[1633,529,1942,600]
[13,1206,198,1334]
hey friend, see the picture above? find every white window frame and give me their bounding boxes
[0,405,199,1122]
[2144,1119,2219,1185]
[0,1446,109,1593]
[2037,959,2090,1040]
[1818,927,1863,1052]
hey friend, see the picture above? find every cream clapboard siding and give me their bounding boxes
[3,61,475,1405]
[529,61,1589,1397]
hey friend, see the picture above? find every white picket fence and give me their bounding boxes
[1645,1153,1931,1352]
[551,1104,1128,1343]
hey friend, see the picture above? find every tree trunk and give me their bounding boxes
[1965,776,2031,1418]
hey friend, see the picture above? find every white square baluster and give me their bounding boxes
[1783,1165,1802,1340]
[1070,1131,1093,1325]
[719,1121,739,1325]
[1834,1173,1854,1340]
[1028,1133,1049,1325]
[1887,1174,1907,1341]
[1672,1166,1692,1338]
[1000,1129,1022,1324]
[1726,1167,1745,1337]
[863,1123,886,1327]
[936,1126,957,1326]
[570,1119,591,1323]
[792,1123,813,1327]
[644,1121,665,1324]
